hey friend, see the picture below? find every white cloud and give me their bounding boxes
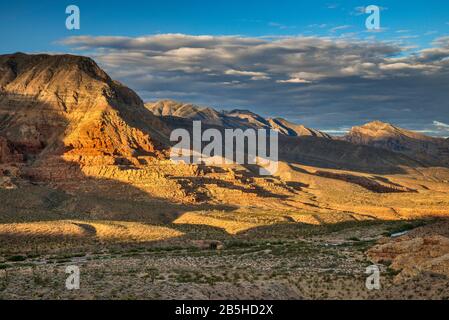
[379,62,432,71]
[351,6,366,16]
[61,34,449,134]
[277,78,311,84]
[433,121,449,130]
[225,69,270,80]
[268,22,296,30]
[330,25,352,33]
[351,5,388,16]
[308,24,328,28]
[326,3,339,9]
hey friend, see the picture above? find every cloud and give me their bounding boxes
[61,34,449,136]
[277,78,311,84]
[308,24,328,28]
[225,69,270,80]
[434,121,449,131]
[268,22,296,30]
[326,3,339,9]
[351,6,366,16]
[351,5,388,16]
[330,25,352,33]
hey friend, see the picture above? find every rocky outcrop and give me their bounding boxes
[368,221,449,282]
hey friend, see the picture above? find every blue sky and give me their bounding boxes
[1,0,448,53]
[1,1,449,135]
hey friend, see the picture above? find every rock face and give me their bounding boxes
[0,53,170,170]
[344,121,449,166]
[368,221,449,283]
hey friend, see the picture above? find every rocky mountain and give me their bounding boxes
[1,53,446,180]
[145,100,223,126]
[0,53,170,170]
[344,121,449,166]
[1,53,449,301]
[267,118,331,138]
[145,99,331,138]
[146,101,426,173]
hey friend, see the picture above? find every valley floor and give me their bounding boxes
[1,160,449,300]
[1,218,448,300]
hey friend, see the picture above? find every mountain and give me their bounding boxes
[0,53,170,169]
[224,109,271,129]
[146,99,331,138]
[145,100,223,125]
[267,118,331,138]
[1,53,444,180]
[146,100,425,173]
[344,121,449,166]
[2,53,449,300]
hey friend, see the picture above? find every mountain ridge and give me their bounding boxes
[145,99,331,138]
[1,52,447,173]
[344,121,449,166]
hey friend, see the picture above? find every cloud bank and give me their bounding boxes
[62,34,449,136]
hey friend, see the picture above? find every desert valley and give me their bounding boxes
[0,53,448,299]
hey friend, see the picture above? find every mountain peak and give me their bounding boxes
[344,120,449,166]
[348,120,433,141]
[364,120,395,127]
[0,53,111,86]
[267,117,331,138]
[0,52,169,165]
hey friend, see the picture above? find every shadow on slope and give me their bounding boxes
[0,94,237,226]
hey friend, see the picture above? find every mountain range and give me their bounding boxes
[146,100,332,139]
[145,100,449,171]
[1,53,449,176]
[1,53,449,299]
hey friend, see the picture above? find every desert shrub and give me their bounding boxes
[7,255,26,262]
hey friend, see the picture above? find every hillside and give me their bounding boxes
[344,121,449,166]
[0,53,170,166]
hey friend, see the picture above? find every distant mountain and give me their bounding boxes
[145,99,331,138]
[267,118,331,139]
[344,121,449,166]
[146,100,427,172]
[145,100,223,126]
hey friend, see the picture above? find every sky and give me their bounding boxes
[1,0,449,136]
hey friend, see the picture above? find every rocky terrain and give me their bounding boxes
[0,53,448,300]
